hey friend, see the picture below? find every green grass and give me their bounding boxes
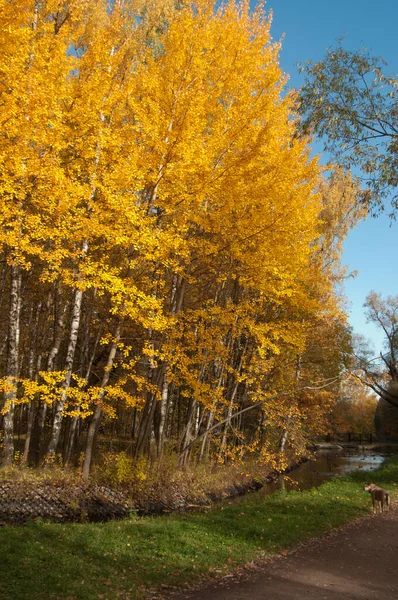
[1,456,397,600]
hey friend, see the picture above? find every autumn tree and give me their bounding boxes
[329,378,377,436]
[0,0,77,465]
[0,0,362,475]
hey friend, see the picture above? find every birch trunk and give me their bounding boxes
[219,380,238,458]
[22,355,42,465]
[156,369,169,457]
[134,388,159,458]
[179,357,208,465]
[2,265,22,466]
[23,399,36,465]
[198,365,225,463]
[46,275,86,457]
[199,410,215,463]
[134,301,164,459]
[34,298,67,462]
[64,321,102,466]
[152,268,188,457]
[21,303,42,464]
[63,408,79,466]
[178,397,197,466]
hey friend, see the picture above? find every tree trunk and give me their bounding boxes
[82,321,122,481]
[219,340,247,460]
[63,408,80,466]
[33,297,68,463]
[279,354,302,454]
[64,321,102,466]
[131,407,137,442]
[156,368,169,457]
[22,304,42,465]
[46,275,86,458]
[134,391,158,458]
[279,427,289,454]
[199,409,215,463]
[179,397,197,466]
[22,399,36,465]
[153,273,187,458]
[2,265,22,466]
[179,357,209,466]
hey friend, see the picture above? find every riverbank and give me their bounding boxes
[0,460,269,524]
[1,455,397,600]
[0,456,310,523]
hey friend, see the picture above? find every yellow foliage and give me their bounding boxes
[96,452,147,487]
[0,1,363,467]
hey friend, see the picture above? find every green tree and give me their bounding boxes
[298,43,398,215]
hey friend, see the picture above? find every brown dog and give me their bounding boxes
[364,482,390,513]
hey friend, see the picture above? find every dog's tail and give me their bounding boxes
[386,492,390,508]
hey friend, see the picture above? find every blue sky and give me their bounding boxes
[250,0,398,353]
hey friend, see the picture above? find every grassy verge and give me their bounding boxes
[1,456,397,600]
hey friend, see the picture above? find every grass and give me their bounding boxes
[1,456,397,600]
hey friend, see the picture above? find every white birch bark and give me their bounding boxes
[2,265,22,466]
[198,365,225,463]
[64,322,102,466]
[22,303,42,464]
[156,369,169,457]
[36,298,68,457]
[46,274,86,457]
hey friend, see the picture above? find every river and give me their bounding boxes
[261,446,396,496]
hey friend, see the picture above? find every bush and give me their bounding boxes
[93,451,148,488]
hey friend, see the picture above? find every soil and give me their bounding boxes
[169,507,398,600]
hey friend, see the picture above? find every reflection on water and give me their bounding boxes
[263,447,393,496]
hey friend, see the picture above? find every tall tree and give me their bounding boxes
[353,292,398,408]
[0,1,362,472]
[298,43,398,215]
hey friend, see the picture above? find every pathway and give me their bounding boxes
[170,508,398,600]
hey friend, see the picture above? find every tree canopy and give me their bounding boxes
[298,43,398,216]
[0,0,363,475]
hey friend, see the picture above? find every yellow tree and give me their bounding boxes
[118,0,326,461]
[0,0,79,464]
[268,169,366,459]
[0,0,178,463]
[0,1,364,474]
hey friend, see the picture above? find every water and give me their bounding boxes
[262,447,394,496]
[219,447,396,510]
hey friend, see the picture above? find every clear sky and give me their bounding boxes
[250,0,398,354]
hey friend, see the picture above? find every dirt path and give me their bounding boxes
[170,508,398,600]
